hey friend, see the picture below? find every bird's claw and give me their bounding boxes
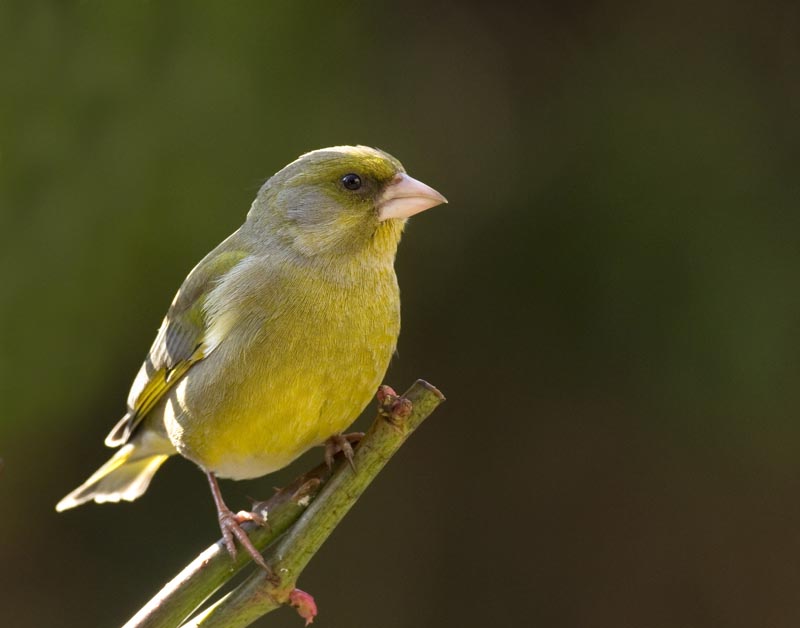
[237,508,267,527]
[324,432,364,470]
[217,506,271,572]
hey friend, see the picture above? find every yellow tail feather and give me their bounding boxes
[56,444,169,511]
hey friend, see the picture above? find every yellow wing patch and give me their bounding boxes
[104,343,207,447]
[135,346,205,418]
[104,247,250,447]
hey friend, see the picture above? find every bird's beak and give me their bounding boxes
[378,173,448,221]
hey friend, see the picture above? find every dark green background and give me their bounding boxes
[3,1,800,626]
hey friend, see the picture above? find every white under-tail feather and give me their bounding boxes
[56,444,170,511]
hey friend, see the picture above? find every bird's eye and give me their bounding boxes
[341,173,362,190]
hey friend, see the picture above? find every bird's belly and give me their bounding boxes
[185,374,373,480]
[207,441,305,481]
[161,307,398,479]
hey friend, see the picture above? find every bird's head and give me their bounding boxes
[249,146,447,258]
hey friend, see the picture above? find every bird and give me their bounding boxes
[56,145,447,567]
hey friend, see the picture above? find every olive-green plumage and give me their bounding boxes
[56,145,446,512]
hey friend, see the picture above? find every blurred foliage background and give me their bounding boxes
[2,1,800,626]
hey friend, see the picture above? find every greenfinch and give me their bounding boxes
[56,146,446,566]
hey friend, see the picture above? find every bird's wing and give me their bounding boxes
[105,246,250,446]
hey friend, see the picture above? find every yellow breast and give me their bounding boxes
[160,257,401,479]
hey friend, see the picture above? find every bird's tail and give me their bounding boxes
[56,444,170,512]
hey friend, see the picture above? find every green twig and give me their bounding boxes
[181,380,445,628]
[121,380,444,628]
[123,464,334,628]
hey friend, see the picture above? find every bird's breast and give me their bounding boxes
[164,260,401,479]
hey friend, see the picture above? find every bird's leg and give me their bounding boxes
[324,432,365,470]
[205,471,270,571]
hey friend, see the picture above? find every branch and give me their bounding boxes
[181,380,445,628]
[123,464,334,628]
[122,380,445,628]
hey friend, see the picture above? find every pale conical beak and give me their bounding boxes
[378,173,448,221]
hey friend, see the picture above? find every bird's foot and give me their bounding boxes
[206,471,271,571]
[324,432,364,470]
[217,505,271,571]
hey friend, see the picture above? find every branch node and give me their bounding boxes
[376,385,413,426]
[288,588,318,626]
